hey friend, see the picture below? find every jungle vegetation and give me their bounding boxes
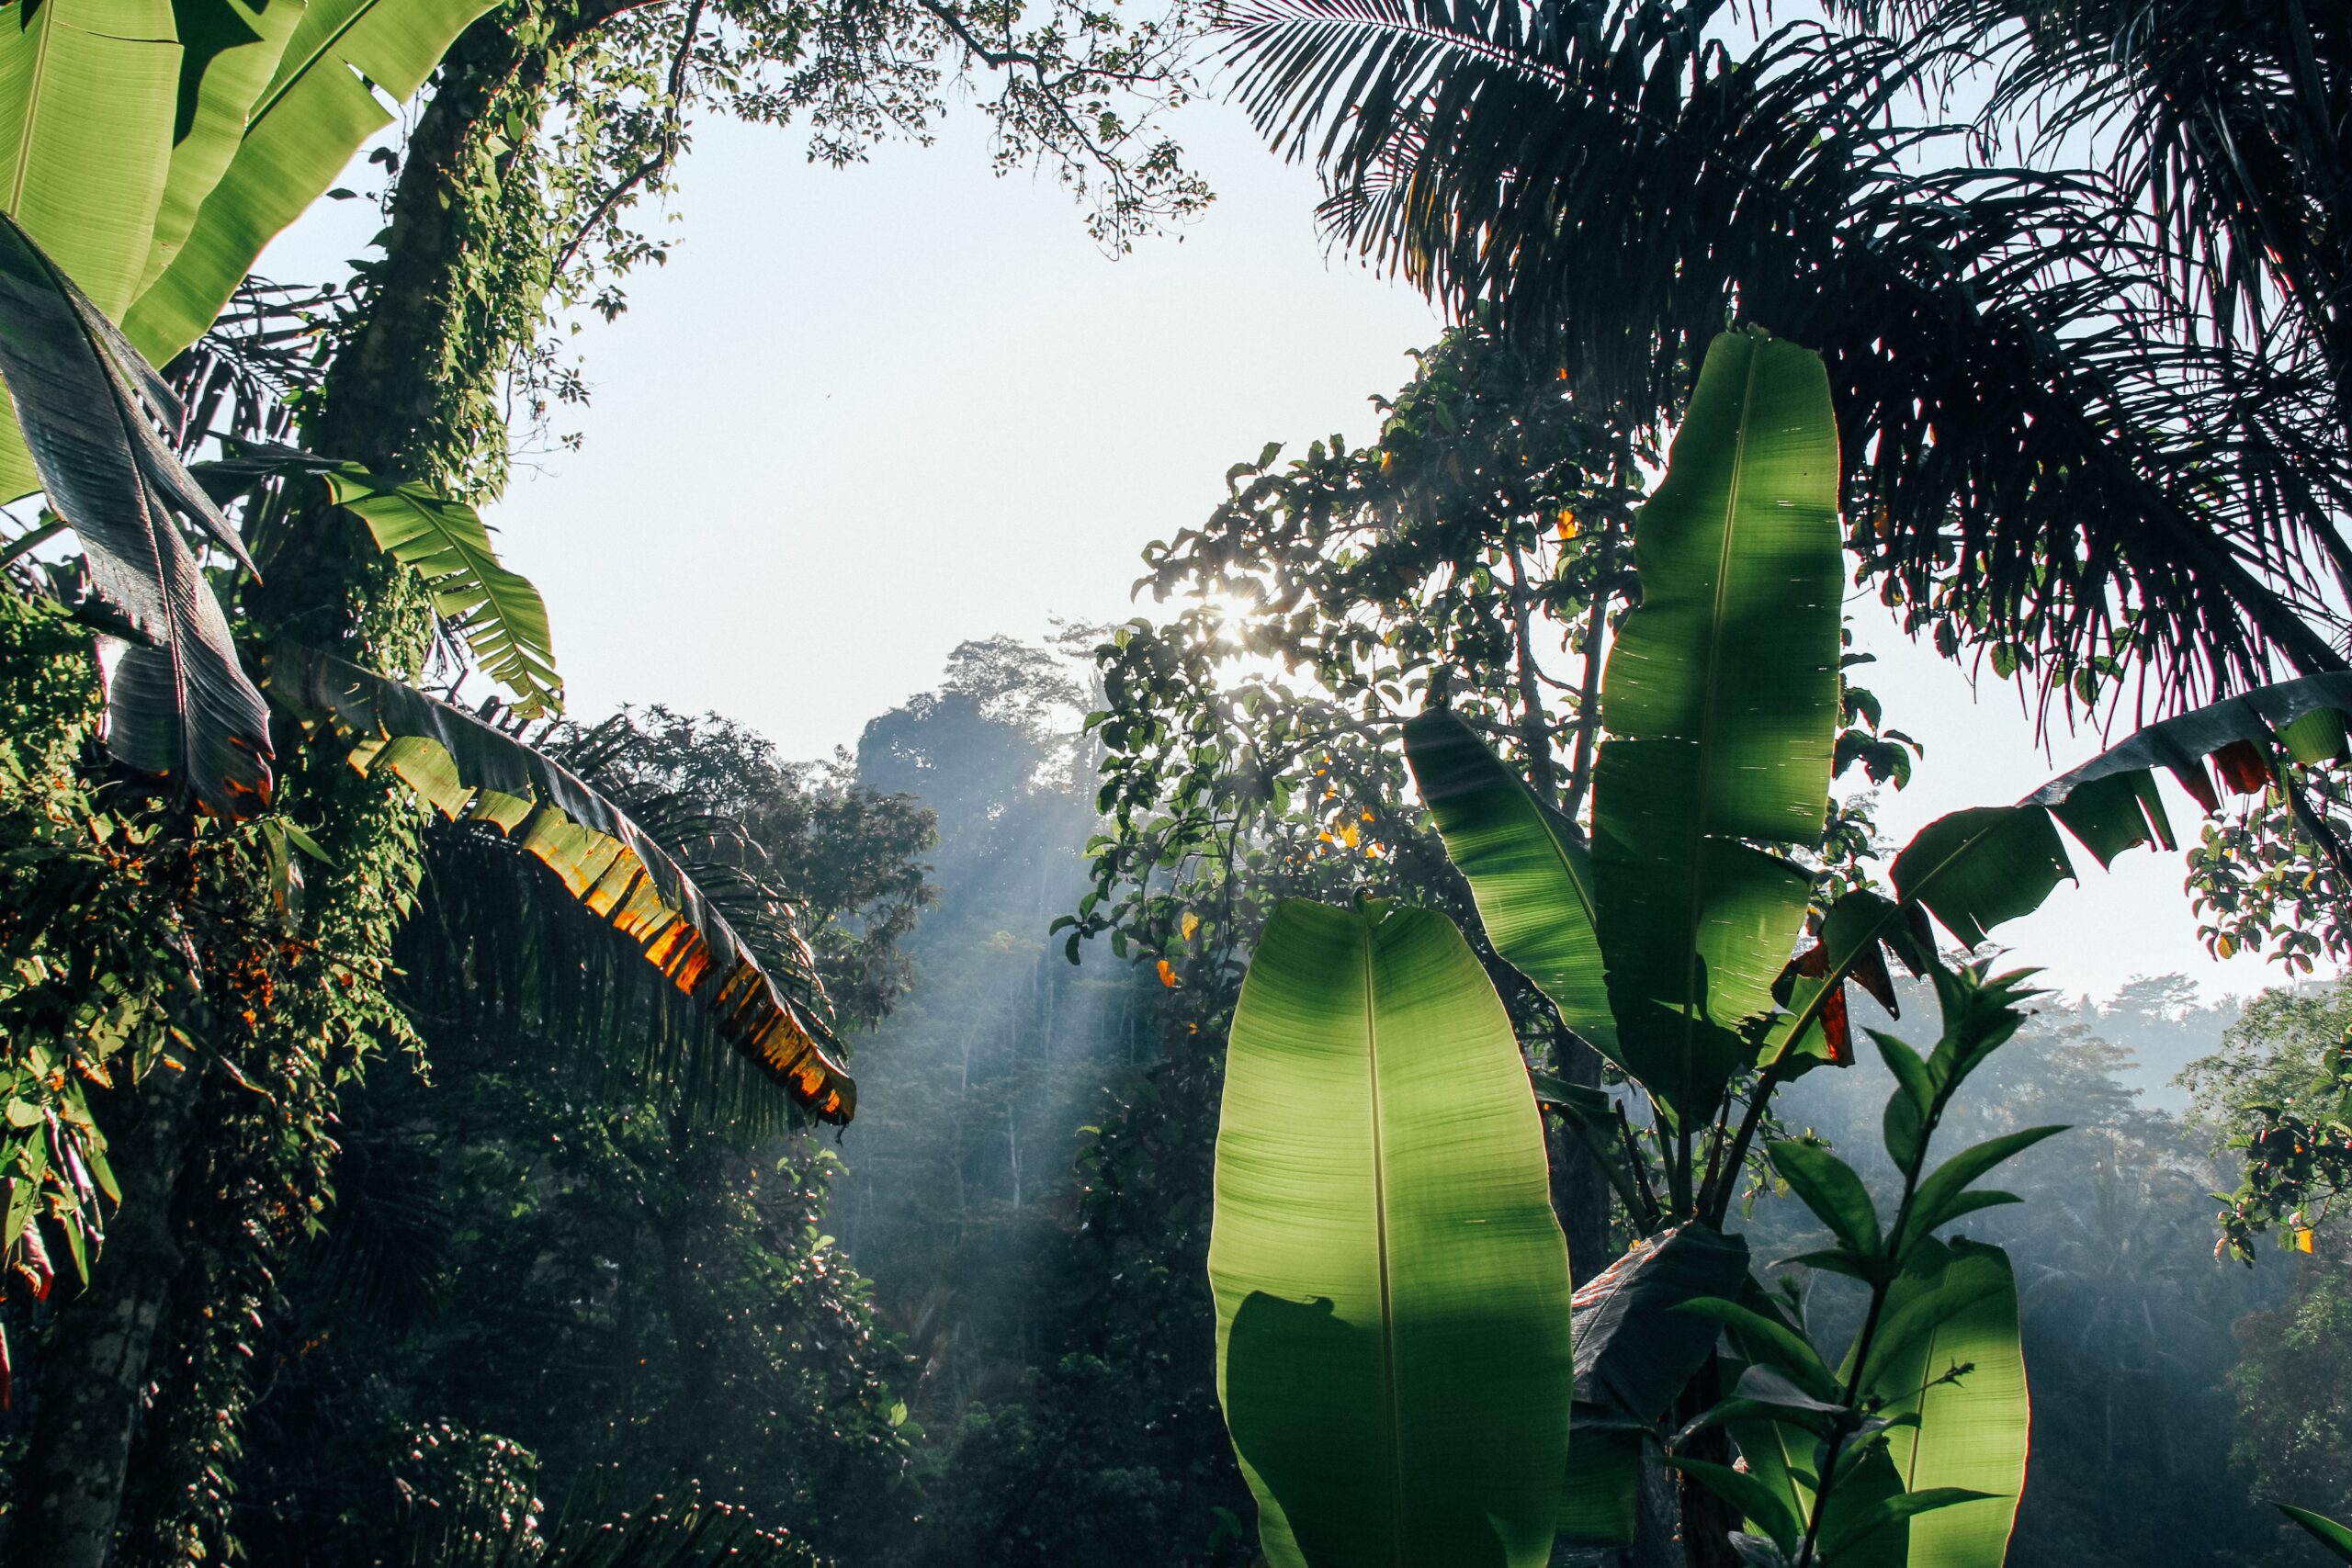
[0,1,2348,1567]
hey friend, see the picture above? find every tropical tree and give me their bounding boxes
[1216,0,2352,707]
[1201,329,2352,1568]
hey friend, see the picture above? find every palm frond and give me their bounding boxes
[1218,0,2352,705]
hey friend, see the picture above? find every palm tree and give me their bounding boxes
[1217,0,2352,707]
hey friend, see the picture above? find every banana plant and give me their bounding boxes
[1214,327,2352,1567]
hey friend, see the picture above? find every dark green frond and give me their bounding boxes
[1218,0,2352,705]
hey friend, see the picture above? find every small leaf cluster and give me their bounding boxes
[1668,964,2059,1567]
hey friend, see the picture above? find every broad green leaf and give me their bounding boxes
[0,0,182,499]
[141,0,309,293]
[267,644,854,1123]
[322,462,561,714]
[1590,332,1840,1116]
[1849,1239,2028,1568]
[0,209,271,814]
[1404,706,1615,1057]
[1888,807,2075,952]
[1213,893,1561,1568]
[1767,1141,1879,1257]
[1674,1297,1838,1402]
[1556,1425,1640,1548]
[1210,899,1573,1568]
[123,0,500,366]
[2278,1503,2352,1562]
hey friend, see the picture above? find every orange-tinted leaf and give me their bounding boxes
[1158,958,1180,987]
[269,646,854,1122]
[2211,739,2271,795]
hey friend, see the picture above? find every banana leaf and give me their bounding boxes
[122,0,500,367]
[321,461,560,714]
[1847,1238,2028,1568]
[268,644,854,1123]
[0,208,271,814]
[141,0,310,295]
[1210,898,1573,1568]
[1403,706,1615,1056]
[2278,1504,2352,1562]
[1589,330,1841,1117]
[1776,670,2352,1060]
[0,0,184,499]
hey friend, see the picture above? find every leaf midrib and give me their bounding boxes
[1674,342,1766,1088]
[1363,922,1408,1567]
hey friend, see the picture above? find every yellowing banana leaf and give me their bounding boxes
[322,462,560,715]
[1403,706,1616,1058]
[1848,1238,2028,1568]
[1211,898,1573,1568]
[0,208,271,814]
[269,644,854,1123]
[123,0,499,366]
[0,0,184,500]
[1589,331,1841,1116]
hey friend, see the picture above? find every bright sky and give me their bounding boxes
[265,91,2314,1006]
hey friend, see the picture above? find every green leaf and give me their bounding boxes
[122,0,501,367]
[1556,1424,1641,1548]
[0,0,183,499]
[1872,1032,1932,1169]
[1849,1239,2028,1568]
[0,208,271,815]
[1674,1297,1839,1403]
[1767,1141,1880,1256]
[1666,1458,1804,1556]
[1404,706,1615,1058]
[1589,332,1841,1117]
[1818,1483,1996,1564]
[141,0,307,295]
[2277,1504,2352,1563]
[1210,899,1574,1568]
[1897,1126,2066,1253]
[322,462,561,714]
[267,643,855,1124]
[1889,807,2075,952]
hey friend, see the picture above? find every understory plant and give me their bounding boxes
[1206,331,2352,1567]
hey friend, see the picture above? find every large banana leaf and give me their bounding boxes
[1589,331,1841,1114]
[1849,1238,2028,1568]
[1780,671,2352,1056]
[1210,898,1574,1568]
[0,0,184,499]
[0,208,272,813]
[122,0,500,367]
[141,0,309,295]
[1403,706,1615,1056]
[322,462,560,714]
[269,645,855,1123]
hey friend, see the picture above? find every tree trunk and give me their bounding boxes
[17,1062,203,1568]
[1548,1033,1613,1284]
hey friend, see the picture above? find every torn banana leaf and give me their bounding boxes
[1775,670,2352,1066]
[0,208,271,815]
[269,644,854,1122]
